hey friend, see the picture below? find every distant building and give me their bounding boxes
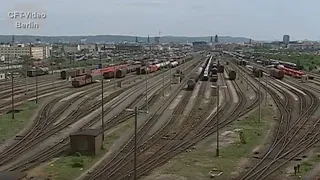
[215,35,219,43]
[192,41,209,50]
[77,44,96,52]
[283,35,290,45]
[287,43,320,50]
[143,44,163,51]
[31,46,46,60]
[0,45,31,59]
[64,45,78,53]
[154,37,160,44]
[116,44,142,51]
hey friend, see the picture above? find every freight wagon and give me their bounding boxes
[269,68,284,80]
[228,70,236,80]
[141,65,158,74]
[72,73,101,88]
[136,67,146,75]
[116,69,127,78]
[60,68,87,79]
[253,67,263,78]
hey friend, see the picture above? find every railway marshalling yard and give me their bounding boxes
[1,51,320,180]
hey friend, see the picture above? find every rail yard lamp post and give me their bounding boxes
[258,73,261,123]
[11,55,15,119]
[35,66,39,104]
[162,66,165,97]
[211,84,227,157]
[145,57,149,113]
[169,61,172,90]
[25,56,28,95]
[125,107,148,180]
[101,76,105,148]
[51,50,54,86]
[265,73,268,106]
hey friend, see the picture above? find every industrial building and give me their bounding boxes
[70,129,103,156]
[287,43,320,50]
[283,35,290,45]
[115,44,143,51]
[0,45,30,59]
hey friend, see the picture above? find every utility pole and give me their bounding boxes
[162,66,165,96]
[265,73,268,106]
[145,58,149,113]
[211,84,227,157]
[169,61,172,90]
[258,74,261,123]
[25,56,28,95]
[101,75,104,148]
[216,85,220,157]
[51,48,54,86]
[125,107,148,180]
[11,55,14,119]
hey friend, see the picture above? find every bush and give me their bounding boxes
[70,152,84,168]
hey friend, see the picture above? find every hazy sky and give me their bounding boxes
[0,0,319,40]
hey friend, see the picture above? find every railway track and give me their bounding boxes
[2,57,203,171]
[83,60,260,180]
[83,63,201,180]
[233,61,320,180]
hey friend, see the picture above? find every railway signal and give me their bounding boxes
[125,107,148,180]
[211,84,227,157]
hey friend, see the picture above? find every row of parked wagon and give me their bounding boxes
[66,57,190,88]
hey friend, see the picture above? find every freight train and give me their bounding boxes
[203,56,213,81]
[187,57,209,90]
[72,57,191,88]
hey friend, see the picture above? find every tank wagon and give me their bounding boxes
[217,65,225,73]
[187,58,209,90]
[228,70,236,80]
[253,67,263,78]
[269,68,284,80]
[27,67,49,77]
[212,68,218,75]
[210,74,218,82]
[187,69,202,90]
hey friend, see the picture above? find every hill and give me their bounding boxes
[0,35,250,44]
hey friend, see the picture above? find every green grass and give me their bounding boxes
[155,106,274,180]
[0,102,38,143]
[43,119,134,180]
[292,153,320,178]
[251,51,320,71]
